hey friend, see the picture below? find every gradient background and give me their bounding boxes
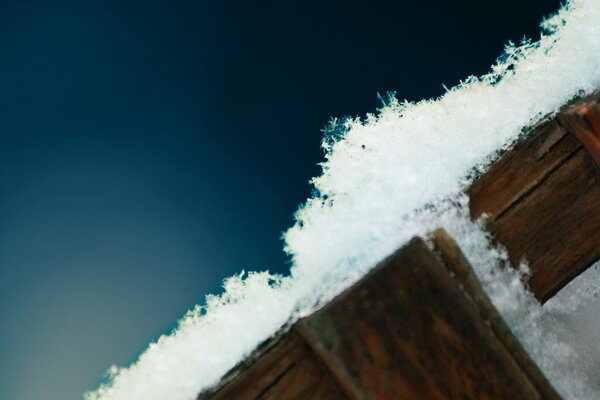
[0,1,562,399]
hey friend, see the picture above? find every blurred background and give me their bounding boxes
[0,0,561,398]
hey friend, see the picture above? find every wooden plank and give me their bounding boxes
[200,96,600,399]
[558,95,600,166]
[430,228,561,400]
[296,237,545,400]
[490,148,600,301]
[468,106,600,302]
[202,235,560,400]
[198,331,348,400]
[468,119,578,219]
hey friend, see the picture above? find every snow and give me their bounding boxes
[85,1,600,399]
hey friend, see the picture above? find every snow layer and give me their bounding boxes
[85,1,600,399]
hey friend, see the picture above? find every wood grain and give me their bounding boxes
[468,119,578,219]
[199,331,348,400]
[202,236,558,400]
[430,228,561,400]
[296,238,544,400]
[468,116,600,301]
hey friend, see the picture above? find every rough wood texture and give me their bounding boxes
[199,331,348,400]
[297,237,545,400]
[430,228,561,400]
[468,113,600,302]
[468,120,577,219]
[201,235,559,400]
[558,95,600,166]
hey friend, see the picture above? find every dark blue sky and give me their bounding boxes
[0,1,561,399]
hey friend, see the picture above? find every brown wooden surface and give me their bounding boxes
[199,331,348,400]
[430,229,561,400]
[202,236,557,400]
[297,238,543,400]
[558,95,600,167]
[468,119,577,219]
[468,115,600,302]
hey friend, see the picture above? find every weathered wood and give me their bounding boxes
[199,94,600,399]
[468,108,600,302]
[558,95,600,166]
[202,235,559,400]
[199,331,348,400]
[430,228,561,400]
[296,237,545,400]
[468,119,577,219]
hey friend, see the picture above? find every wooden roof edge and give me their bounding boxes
[467,90,600,185]
[200,230,563,400]
[196,323,296,399]
[198,91,600,399]
[468,91,600,302]
[557,91,600,166]
[429,229,561,400]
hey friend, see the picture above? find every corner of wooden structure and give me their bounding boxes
[202,231,563,400]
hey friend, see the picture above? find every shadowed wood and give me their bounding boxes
[558,95,600,166]
[199,331,348,400]
[468,107,600,302]
[201,236,558,400]
[296,238,544,400]
[430,228,561,400]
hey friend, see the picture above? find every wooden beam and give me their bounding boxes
[430,229,561,400]
[558,95,600,166]
[201,233,561,399]
[468,99,600,301]
[198,331,348,400]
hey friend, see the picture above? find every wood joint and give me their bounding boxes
[558,96,600,167]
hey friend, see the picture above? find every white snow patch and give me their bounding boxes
[86,1,600,399]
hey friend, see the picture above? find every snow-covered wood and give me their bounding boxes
[469,94,600,301]
[200,233,559,400]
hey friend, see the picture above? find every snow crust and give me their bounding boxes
[86,1,600,399]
